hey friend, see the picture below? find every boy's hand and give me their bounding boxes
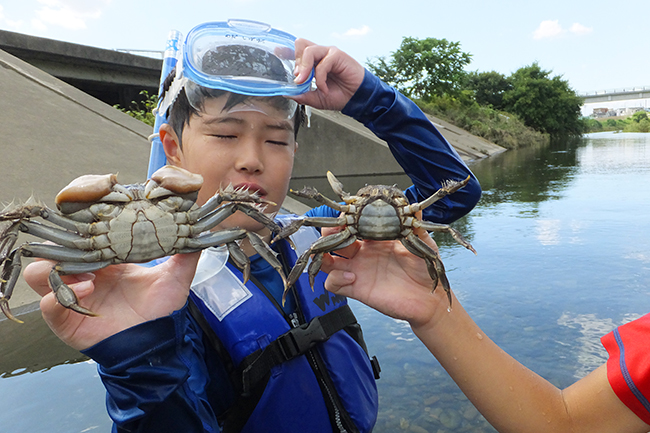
[23,252,200,351]
[320,226,450,329]
[292,38,365,111]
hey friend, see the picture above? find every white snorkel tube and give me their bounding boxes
[148,29,183,178]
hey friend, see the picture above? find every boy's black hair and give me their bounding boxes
[160,44,306,146]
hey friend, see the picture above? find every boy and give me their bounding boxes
[322,228,650,432]
[24,21,480,433]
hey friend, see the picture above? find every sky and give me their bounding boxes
[0,0,648,114]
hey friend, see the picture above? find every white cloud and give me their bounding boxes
[533,20,593,40]
[344,25,370,37]
[332,25,371,39]
[0,5,26,30]
[31,19,47,31]
[533,20,565,40]
[570,22,593,35]
[34,0,111,31]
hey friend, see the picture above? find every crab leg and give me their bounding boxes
[414,220,476,254]
[49,261,114,317]
[0,242,110,321]
[190,187,274,221]
[306,234,358,290]
[402,175,471,215]
[18,220,95,250]
[290,186,349,212]
[401,232,452,306]
[190,203,280,235]
[245,231,288,291]
[182,227,247,251]
[271,215,346,244]
[39,207,90,232]
[283,228,356,304]
[227,242,251,283]
[232,204,281,233]
[181,228,288,286]
[0,221,21,261]
[190,204,238,234]
[1,249,24,323]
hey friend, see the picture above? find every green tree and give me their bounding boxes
[367,37,472,100]
[114,90,158,127]
[502,63,584,136]
[631,110,649,122]
[463,70,511,109]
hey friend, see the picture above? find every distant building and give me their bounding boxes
[592,107,609,118]
[619,107,645,116]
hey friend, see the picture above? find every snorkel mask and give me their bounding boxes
[149,19,313,178]
[157,19,314,120]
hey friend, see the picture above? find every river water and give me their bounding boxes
[1,131,649,432]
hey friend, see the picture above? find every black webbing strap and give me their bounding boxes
[239,304,357,396]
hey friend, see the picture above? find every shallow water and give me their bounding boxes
[1,132,649,432]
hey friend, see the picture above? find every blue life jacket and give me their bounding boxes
[188,216,379,433]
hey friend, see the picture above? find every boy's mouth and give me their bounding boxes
[233,182,267,198]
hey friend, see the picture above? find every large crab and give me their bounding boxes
[273,172,476,305]
[0,165,285,323]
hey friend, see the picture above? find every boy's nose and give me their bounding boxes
[234,141,264,173]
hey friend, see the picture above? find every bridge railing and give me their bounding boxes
[580,86,650,96]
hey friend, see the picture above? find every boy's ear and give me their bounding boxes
[160,124,182,166]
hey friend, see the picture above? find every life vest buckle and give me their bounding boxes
[278,316,329,359]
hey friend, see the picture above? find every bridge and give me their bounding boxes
[580,86,650,104]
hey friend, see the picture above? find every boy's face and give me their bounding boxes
[162,94,297,233]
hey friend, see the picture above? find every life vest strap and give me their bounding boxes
[240,304,357,396]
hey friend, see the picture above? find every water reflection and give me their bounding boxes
[0,309,112,432]
[0,308,86,378]
[2,132,650,433]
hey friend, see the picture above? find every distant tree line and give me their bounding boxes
[584,111,650,133]
[367,36,586,145]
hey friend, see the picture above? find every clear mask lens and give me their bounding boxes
[183,20,312,97]
[185,80,298,120]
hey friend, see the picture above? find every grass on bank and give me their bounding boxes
[415,95,549,149]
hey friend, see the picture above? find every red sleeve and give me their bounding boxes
[601,313,650,425]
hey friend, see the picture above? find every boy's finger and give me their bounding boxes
[23,260,56,297]
[324,270,355,295]
[164,251,202,287]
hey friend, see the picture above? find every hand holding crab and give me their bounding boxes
[273,172,476,305]
[0,165,286,323]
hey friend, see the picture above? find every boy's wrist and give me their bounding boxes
[409,288,462,340]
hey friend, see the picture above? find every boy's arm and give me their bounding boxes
[82,306,230,433]
[341,71,480,223]
[292,39,480,224]
[320,231,649,433]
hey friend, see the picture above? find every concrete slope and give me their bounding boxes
[292,107,504,182]
[0,48,153,312]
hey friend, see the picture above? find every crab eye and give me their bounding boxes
[149,165,203,195]
[55,173,119,205]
